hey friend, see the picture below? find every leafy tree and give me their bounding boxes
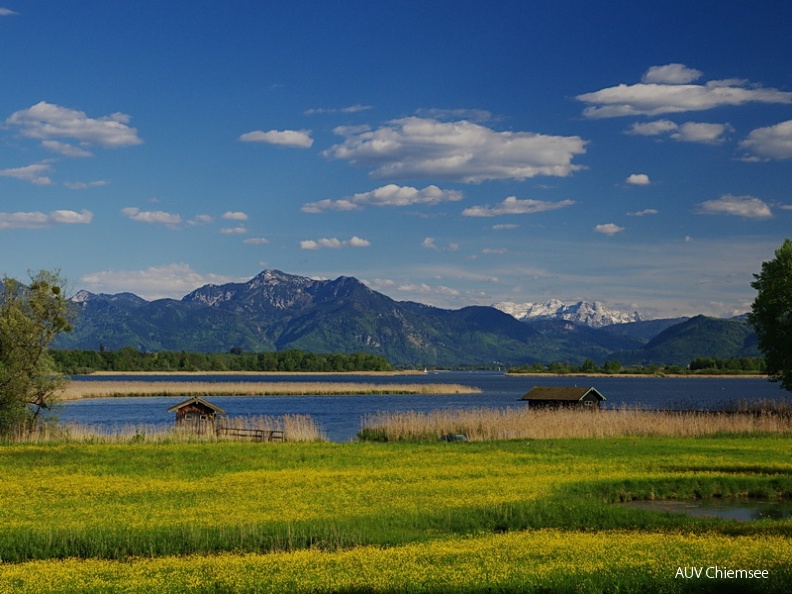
[0,270,72,436]
[749,239,792,392]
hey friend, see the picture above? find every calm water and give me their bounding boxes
[55,373,788,442]
[622,499,792,522]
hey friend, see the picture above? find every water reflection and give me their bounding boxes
[622,499,792,522]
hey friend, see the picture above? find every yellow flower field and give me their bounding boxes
[1,436,791,592]
[1,530,790,593]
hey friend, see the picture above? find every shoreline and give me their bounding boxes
[83,370,429,377]
[505,372,769,379]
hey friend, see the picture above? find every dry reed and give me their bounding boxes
[57,381,480,401]
[9,414,325,444]
[358,406,792,441]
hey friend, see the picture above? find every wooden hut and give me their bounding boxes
[168,397,226,432]
[521,386,605,409]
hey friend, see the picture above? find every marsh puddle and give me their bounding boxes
[622,499,792,522]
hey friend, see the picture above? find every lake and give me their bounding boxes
[55,373,788,442]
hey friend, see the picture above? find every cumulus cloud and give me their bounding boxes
[0,162,54,185]
[0,209,92,229]
[696,194,772,219]
[299,236,371,250]
[220,226,247,234]
[239,129,313,148]
[243,237,270,245]
[41,140,94,158]
[626,173,650,185]
[462,196,575,217]
[6,101,142,148]
[302,184,463,213]
[627,209,658,217]
[422,237,459,251]
[641,63,703,84]
[578,64,792,118]
[121,207,182,225]
[627,119,732,144]
[594,223,625,236]
[740,119,792,160]
[0,8,18,16]
[627,120,680,136]
[671,122,733,144]
[79,263,239,300]
[323,117,587,182]
[222,211,249,221]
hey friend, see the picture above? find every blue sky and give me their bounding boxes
[1,1,791,319]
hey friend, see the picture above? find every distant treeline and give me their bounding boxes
[50,347,393,374]
[508,357,766,376]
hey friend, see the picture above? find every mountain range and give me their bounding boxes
[55,269,760,367]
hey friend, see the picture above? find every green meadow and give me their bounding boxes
[1,436,792,592]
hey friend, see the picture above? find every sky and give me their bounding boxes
[1,1,791,320]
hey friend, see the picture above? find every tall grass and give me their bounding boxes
[6,414,325,444]
[358,406,792,441]
[58,380,480,400]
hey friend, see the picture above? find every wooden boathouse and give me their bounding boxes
[521,386,605,408]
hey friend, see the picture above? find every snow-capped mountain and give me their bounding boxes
[493,300,642,328]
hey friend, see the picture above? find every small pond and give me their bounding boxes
[622,499,792,522]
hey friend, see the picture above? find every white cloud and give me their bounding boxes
[300,236,371,250]
[79,263,239,300]
[121,207,182,225]
[64,180,109,190]
[627,119,731,144]
[324,117,587,182]
[0,209,92,229]
[462,196,575,217]
[188,214,214,225]
[222,211,249,221]
[302,184,463,213]
[244,237,270,245]
[696,194,772,219]
[220,226,247,234]
[492,223,518,230]
[0,162,54,185]
[578,65,792,118]
[626,173,650,185]
[627,209,658,217]
[594,223,625,236]
[671,122,732,144]
[641,63,702,85]
[41,140,94,158]
[740,119,792,160]
[422,237,459,251]
[239,129,313,148]
[0,8,18,16]
[627,120,680,136]
[6,101,142,147]
[304,105,373,115]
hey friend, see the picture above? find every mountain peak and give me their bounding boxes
[493,299,642,328]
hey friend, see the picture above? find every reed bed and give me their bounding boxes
[7,414,325,444]
[358,406,792,441]
[57,380,480,400]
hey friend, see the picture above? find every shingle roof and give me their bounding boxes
[167,396,227,415]
[521,386,605,402]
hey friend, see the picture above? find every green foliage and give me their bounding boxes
[50,347,393,374]
[749,239,792,392]
[0,270,72,436]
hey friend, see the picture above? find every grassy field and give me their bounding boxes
[1,435,792,592]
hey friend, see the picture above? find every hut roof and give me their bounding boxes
[167,396,226,415]
[521,386,606,402]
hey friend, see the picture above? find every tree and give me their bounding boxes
[0,270,72,436]
[748,239,792,392]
